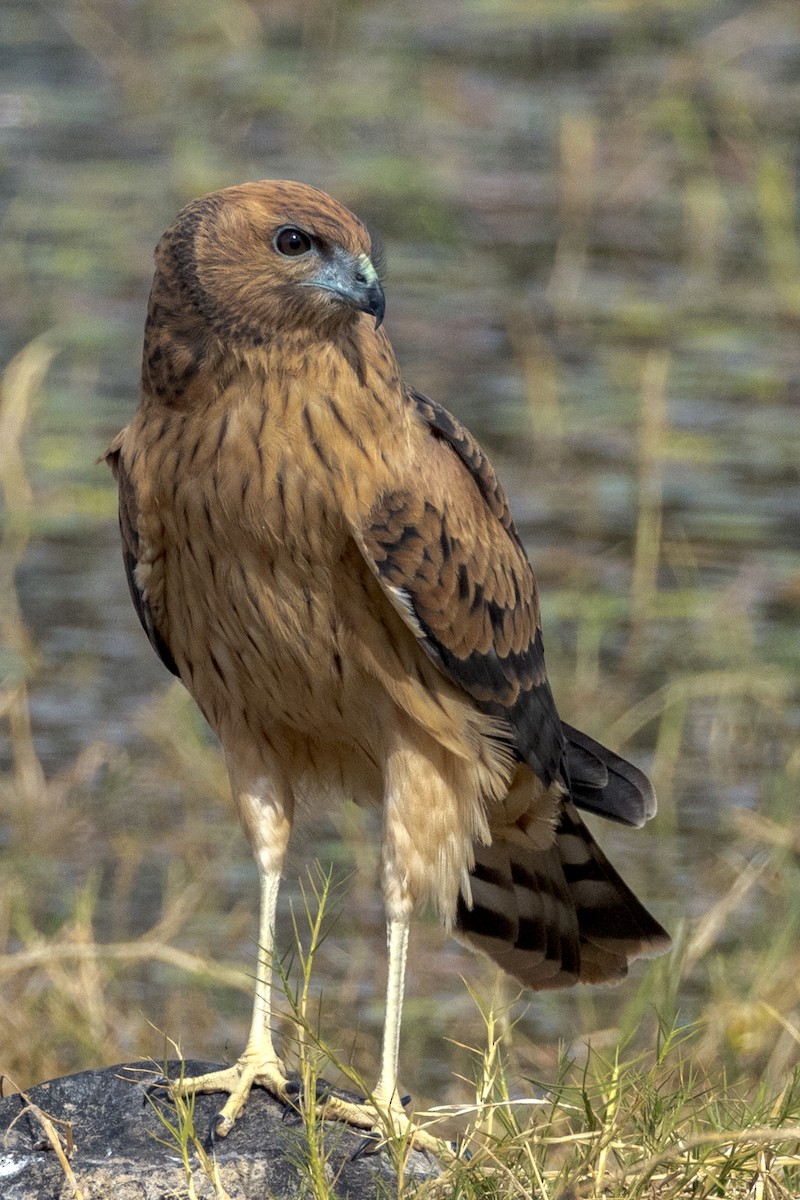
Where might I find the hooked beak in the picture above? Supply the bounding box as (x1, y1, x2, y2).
(305, 250, 386, 328)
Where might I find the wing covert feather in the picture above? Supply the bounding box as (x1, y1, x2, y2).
(353, 392, 567, 785)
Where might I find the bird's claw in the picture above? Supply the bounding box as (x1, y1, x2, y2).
(208, 1113, 230, 1145)
(143, 1074, 171, 1103)
(282, 1073, 361, 1109)
(349, 1129, 383, 1161)
(280, 1077, 305, 1124)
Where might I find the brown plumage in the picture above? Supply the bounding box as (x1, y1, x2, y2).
(106, 179, 669, 1148)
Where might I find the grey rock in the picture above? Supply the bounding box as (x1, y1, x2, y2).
(0, 1061, 440, 1198)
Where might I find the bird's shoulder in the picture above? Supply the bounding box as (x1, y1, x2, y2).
(406, 390, 525, 550)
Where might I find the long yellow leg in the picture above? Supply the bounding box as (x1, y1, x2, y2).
(315, 915, 453, 1157)
(372, 917, 410, 1109)
(170, 758, 448, 1153)
(171, 862, 290, 1135)
(172, 760, 294, 1134)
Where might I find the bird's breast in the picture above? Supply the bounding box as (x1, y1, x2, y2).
(131, 365, 413, 742)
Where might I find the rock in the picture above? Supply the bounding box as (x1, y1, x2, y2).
(0, 1061, 441, 1198)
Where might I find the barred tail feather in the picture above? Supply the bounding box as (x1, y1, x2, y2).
(456, 801, 670, 990)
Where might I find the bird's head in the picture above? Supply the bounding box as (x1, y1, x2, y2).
(156, 180, 385, 344)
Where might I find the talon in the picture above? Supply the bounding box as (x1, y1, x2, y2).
(282, 1078, 303, 1113)
(209, 1115, 227, 1145)
(350, 1130, 382, 1161)
(213, 1111, 235, 1139)
(144, 1076, 171, 1103)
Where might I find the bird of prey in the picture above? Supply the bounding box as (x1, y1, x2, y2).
(106, 180, 669, 1148)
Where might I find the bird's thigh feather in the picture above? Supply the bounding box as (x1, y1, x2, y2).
(380, 711, 495, 926)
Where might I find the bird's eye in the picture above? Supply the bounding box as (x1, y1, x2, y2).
(274, 227, 313, 257)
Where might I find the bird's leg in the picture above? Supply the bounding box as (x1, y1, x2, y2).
(308, 748, 454, 1156)
(170, 863, 290, 1133)
(319, 914, 410, 1120)
(308, 912, 407, 1131)
(317, 911, 449, 1156)
(171, 767, 293, 1135)
(245, 865, 285, 1073)
(372, 916, 410, 1113)
(311, 912, 450, 1156)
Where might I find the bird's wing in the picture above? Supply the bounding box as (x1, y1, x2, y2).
(350, 390, 566, 787)
(351, 391, 656, 827)
(104, 435, 180, 678)
(561, 723, 656, 827)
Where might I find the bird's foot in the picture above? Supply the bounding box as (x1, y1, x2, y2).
(170, 1053, 290, 1137)
(166, 1061, 453, 1157)
(317, 1092, 454, 1159)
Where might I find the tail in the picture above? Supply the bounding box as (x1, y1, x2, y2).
(456, 800, 670, 990)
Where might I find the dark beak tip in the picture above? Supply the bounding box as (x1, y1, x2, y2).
(369, 283, 386, 329)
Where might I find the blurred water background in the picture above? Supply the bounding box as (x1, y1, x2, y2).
(1, 0, 799, 1114)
